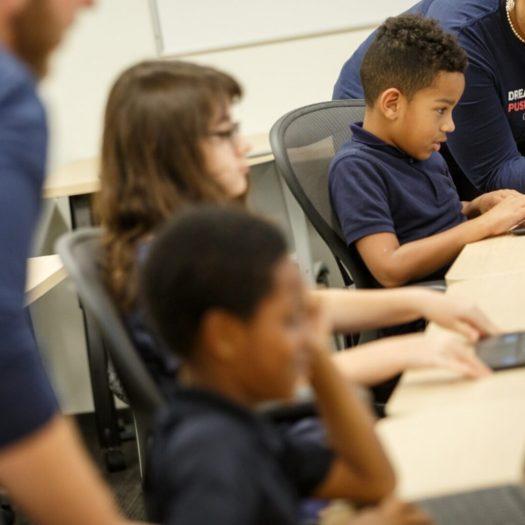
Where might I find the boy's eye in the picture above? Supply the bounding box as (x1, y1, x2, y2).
(436, 108, 447, 115)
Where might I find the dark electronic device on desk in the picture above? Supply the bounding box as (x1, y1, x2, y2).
(510, 222, 525, 235)
(476, 332, 525, 370)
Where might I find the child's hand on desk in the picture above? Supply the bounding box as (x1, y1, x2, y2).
(410, 332, 491, 379)
(477, 194, 525, 236)
(418, 291, 500, 342)
(347, 498, 433, 525)
(465, 189, 521, 216)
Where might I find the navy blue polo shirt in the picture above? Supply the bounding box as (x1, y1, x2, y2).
(329, 123, 465, 262)
(332, 0, 525, 192)
(145, 388, 333, 525)
(0, 47, 58, 446)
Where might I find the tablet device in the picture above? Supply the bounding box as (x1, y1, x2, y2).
(476, 332, 525, 370)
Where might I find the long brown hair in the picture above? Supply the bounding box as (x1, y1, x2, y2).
(96, 60, 242, 310)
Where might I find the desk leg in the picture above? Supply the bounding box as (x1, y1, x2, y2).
(69, 195, 125, 471)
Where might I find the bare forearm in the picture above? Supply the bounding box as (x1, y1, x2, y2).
(367, 219, 489, 287)
(311, 287, 436, 332)
(310, 350, 395, 494)
(0, 416, 131, 525)
(332, 334, 424, 386)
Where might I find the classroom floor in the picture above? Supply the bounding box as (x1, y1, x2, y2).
(13, 410, 146, 524)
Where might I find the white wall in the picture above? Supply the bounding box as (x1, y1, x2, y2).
(42, 0, 373, 168)
(41, 0, 157, 168)
(34, 0, 374, 413)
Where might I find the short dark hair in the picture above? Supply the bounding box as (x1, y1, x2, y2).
(142, 206, 288, 359)
(360, 14, 468, 105)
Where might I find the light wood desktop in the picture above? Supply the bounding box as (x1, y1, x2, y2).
(446, 233, 525, 284)
(374, 229, 525, 503)
(387, 272, 525, 417)
(26, 255, 66, 304)
(377, 399, 525, 500)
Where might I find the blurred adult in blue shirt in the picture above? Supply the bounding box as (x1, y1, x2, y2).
(0, 1, 143, 524)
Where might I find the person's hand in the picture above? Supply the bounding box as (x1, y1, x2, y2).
(418, 291, 500, 342)
(408, 331, 491, 379)
(348, 498, 433, 525)
(469, 189, 522, 215)
(478, 194, 525, 236)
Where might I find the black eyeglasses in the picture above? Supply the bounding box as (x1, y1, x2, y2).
(206, 122, 240, 142)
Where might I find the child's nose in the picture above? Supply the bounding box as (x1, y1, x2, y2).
(236, 134, 252, 157)
(442, 116, 455, 134)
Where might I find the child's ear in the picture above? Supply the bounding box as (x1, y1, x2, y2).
(200, 310, 246, 362)
(378, 88, 403, 120)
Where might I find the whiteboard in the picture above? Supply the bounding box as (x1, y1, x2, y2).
(149, 0, 415, 56)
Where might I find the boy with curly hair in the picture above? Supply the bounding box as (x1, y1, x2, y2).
(329, 14, 525, 288)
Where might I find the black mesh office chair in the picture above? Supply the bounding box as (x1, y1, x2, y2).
(57, 228, 320, 475)
(56, 228, 166, 480)
(270, 99, 376, 290)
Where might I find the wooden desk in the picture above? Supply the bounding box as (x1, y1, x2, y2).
(26, 255, 66, 304)
(377, 399, 525, 500)
(382, 271, 525, 500)
(44, 158, 100, 199)
(387, 273, 525, 416)
(446, 234, 525, 284)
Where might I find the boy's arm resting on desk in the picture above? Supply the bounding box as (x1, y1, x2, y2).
(0, 416, 138, 525)
(304, 303, 395, 502)
(310, 288, 498, 340)
(357, 195, 525, 287)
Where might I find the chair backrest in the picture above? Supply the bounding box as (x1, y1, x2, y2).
(270, 99, 377, 288)
(56, 228, 166, 417)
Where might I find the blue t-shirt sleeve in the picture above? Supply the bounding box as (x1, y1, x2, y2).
(150, 418, 259, 525)
(329, 155, 396, 246)
(0, 54, 58, 447)
(447, 50, 525, 192)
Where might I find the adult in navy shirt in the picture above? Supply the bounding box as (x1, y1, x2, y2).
(0, 2, 142, 525)
(333, 0, 525, 195)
